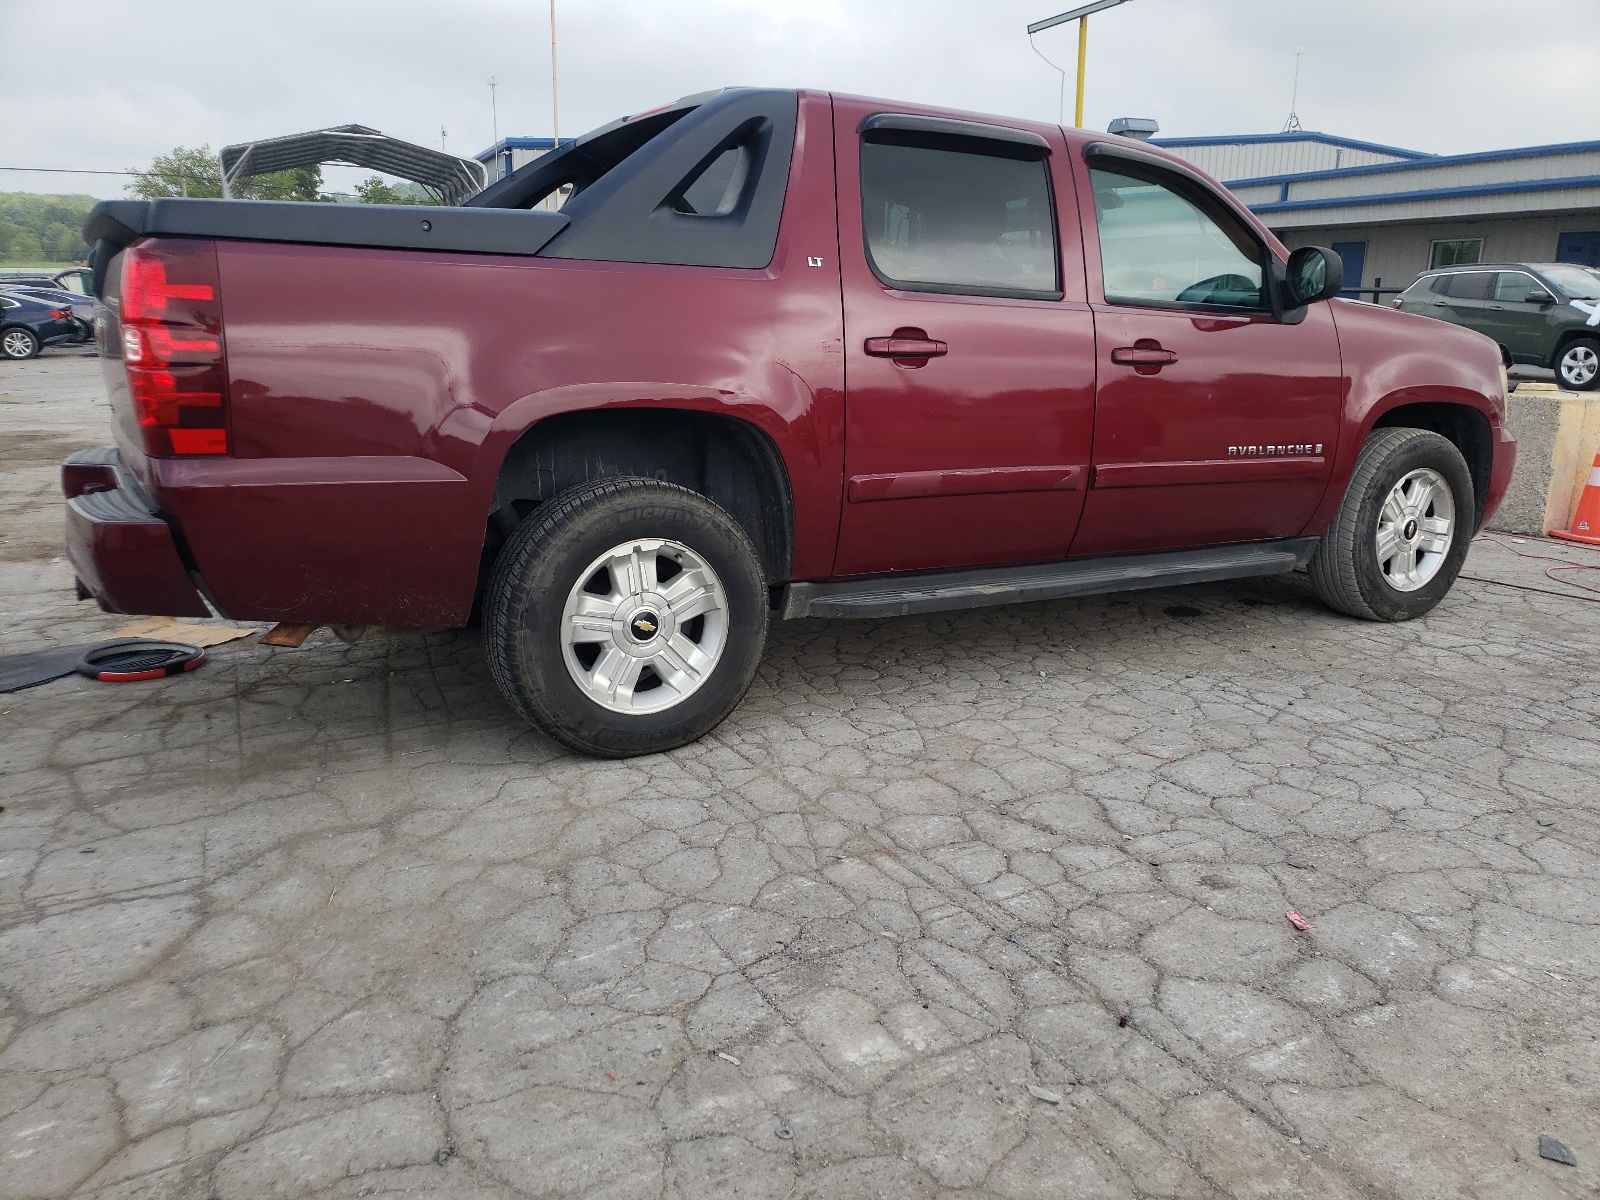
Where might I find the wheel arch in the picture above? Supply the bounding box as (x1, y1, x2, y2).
(1549, 327, 1599, 369)
(1370, 401, 1493, 529)
(487, 406, 795, 583)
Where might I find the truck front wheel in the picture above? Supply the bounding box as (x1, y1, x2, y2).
(484, 477, 768, 757)
(1307, 427, 1474, 622)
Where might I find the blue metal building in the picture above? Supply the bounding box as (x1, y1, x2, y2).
(1153, 132, 1600, 297)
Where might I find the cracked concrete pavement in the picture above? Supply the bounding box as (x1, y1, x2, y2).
(2, 352, 1598, 1199)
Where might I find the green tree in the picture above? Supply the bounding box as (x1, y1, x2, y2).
(128, 146, 324, 201)
(128, 145, 221, 197)
(250, 164, 323, 202)
(353, 176, 438, 205)
(0, 193, 97, 264)
(7, 231, 43, 262)
(42, 221, 83, 261)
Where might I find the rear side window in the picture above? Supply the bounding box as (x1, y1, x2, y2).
(1444, 272, 1494, 300)
(674, 145, 751, 216)
(1089, 163, 1265, 310)
(1427, 274, 1453, 295)
(860, 142, 1059, 298)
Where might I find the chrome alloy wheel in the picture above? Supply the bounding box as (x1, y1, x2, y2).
(1559, 343, 1598, 388)
(2, 329, 37, 359)
(1375, 467, 1455, 592)
(560, 538, 730, 715)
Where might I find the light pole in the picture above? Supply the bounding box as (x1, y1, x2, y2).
(549, 0, 560, 145)
(1283, 46, 1305, 133)
(1027, 0, 1133, 128)
(488, 76, 499, 149)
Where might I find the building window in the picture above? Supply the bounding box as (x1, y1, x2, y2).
(1430, 238, 1483, 269)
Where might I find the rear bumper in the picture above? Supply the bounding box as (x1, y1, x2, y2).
(62, 448, 210, 618)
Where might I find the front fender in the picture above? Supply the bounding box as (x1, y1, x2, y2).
(1309, 300, 1508, 533)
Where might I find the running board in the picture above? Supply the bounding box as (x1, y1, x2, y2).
(780, 538, 1318, 620)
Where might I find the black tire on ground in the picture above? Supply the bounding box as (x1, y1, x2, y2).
(484, 476, 769, 758)
(1307, 427, 1475, 622)
(1, 326, 41, 360)
(1556, 336, 1599, 391)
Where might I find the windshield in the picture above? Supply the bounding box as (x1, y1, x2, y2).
(1539, 264, 1600, 300)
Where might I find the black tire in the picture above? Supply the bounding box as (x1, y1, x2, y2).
(1307, 428, 1474, 622)
(484, 477, 768, 757)
(1, 326, 41, 360)
(1555, 336, 1599, 392)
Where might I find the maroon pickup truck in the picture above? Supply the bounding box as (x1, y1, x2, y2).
(67, 88, 1515, 756)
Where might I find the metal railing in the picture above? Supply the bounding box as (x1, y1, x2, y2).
(1339, 275, 1407, 305)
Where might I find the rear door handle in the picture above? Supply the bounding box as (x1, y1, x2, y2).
(1111, 345, 1179, 366)
(865, 335, 948, 358)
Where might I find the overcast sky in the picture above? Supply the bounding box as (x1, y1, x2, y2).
(3, 0, 1597, 198)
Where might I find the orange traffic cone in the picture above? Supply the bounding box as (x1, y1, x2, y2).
(1551, 451, 1600, 546)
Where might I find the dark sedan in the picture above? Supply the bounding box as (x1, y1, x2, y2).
(1, 291, 78, 359)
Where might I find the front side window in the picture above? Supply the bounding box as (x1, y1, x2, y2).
(1493, 272, 1549, 302)
(860, 140, 1059, 297)
(1430, 238, 1483, 269)
(1089, 163, 1265, 310)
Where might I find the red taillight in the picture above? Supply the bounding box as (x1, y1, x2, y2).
(1392, 298, 1403, 310)
(118, 240, 228, 457)
(51, 308, 71, 319)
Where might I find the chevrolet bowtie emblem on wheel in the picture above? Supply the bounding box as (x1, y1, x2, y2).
(631, 614, 658, 638)
(1228, 444, 1323, 456)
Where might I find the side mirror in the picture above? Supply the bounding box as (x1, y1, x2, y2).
(1284, 246, 1344, 307)
(1524, 292, 1554, 305)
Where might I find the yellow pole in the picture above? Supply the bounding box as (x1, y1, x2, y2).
(1074, 16, 1088, 127)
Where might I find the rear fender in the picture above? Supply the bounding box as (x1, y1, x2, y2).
(473, 376, 837, 580)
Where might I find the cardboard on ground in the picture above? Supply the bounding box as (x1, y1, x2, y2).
(111, 615, 259, 647)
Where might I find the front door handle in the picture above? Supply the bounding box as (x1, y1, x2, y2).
(865, 334, 948, 359)
(1111, 345, 1179, 366)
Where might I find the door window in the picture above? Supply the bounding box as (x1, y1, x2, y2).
(1089, 163, 1265, 310)
(1492, 272, 1549, 303)
(860, 140, 1059, 298)
(1443, 272, 1494, 300)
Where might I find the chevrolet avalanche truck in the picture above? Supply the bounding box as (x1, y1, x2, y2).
(65, 88, 1516, 757)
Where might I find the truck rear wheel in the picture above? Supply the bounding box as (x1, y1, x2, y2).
(1307, 427, 1474, 622)
(484, 477, 768, 757)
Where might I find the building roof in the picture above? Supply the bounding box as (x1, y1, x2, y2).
(1179, 134, 1600, 230)
(1152, 131, 1432, 161)
(1222, 138, 1600, 188)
